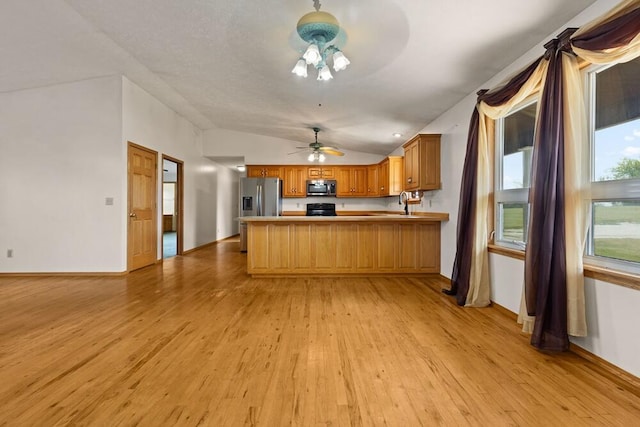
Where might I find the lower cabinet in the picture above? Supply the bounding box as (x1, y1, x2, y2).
(246, 221, 440, 275)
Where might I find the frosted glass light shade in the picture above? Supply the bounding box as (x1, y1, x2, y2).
(303, 44, 321, 66)
(317, 65, 333, 81)
(332, 51, 350, 71)
(291, 59, 308, 77)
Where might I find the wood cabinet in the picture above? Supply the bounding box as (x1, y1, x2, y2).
(336, 166, 367, 197)
(378, 156, 403, 196)
(402, 134, 441, 191)
(366, 165, 380, 197)
(246, 165, 282, 178)
(244, 218, 442, 275)
(282, 166, 307, 197)
(307, 167, 335, 179)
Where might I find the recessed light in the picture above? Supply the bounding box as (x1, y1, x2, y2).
(392, 133, 403, 138)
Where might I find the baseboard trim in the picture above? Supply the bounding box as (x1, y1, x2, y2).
(182, 234, 240, 255)
(490, 299, 639, 390)
(0, 271, 128, 277)
(569, 343, 640, 393)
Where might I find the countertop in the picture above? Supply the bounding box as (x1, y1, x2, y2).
(239, 212, 449, 222)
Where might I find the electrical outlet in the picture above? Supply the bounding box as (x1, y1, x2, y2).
(7, 249, 13, 258)
(341, 203, 345, 208)
(429, 200, 432, 208)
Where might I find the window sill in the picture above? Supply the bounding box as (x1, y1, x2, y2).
(488, 244, 525, 260)
(487, 244, 639, 291)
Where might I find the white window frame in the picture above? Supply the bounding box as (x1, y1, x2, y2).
(494, 98, 537, 250)
(584, 62, 640, 275)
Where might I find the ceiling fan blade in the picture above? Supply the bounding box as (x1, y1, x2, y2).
(319, 147, 345, 156)
(287, 149, 308, 155)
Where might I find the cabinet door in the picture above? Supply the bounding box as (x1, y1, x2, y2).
(335, 167, 353, 197)
(246, 166, 265, 177)
(308, 167, 335, 179)
(379, 159, 389, 196)
(283, 167, 307, 197)
(367, 164, 380, 197)
(264, 166, 283, 178)
(351, 167, 368, 196)
(404, 141, 419, 191)
(388, 156, 404, 196)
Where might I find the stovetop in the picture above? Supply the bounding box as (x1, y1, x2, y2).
(306, 203, 337, 216)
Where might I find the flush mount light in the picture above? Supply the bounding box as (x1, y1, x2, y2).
(393, 133, 403, 138)
(291, 1, 350, 81)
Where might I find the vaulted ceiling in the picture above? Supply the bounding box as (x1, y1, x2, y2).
(1, 0, 597, 155)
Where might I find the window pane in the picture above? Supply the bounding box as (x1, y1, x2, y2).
(499, 203, 529, 244)
(594, 57, 640, 182)
(592, 201, 640, 263)
(503, 103, 536, 189)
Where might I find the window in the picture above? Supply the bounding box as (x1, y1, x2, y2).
(495, 101, 537, 249)
(586, 56, 640, 272)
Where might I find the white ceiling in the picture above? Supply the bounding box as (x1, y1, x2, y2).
(2, 0, 597, 156)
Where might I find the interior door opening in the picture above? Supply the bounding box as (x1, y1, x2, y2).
(162, 156, 184, 258)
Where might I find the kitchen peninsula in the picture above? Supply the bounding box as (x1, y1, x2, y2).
(240, 213, 448, 276)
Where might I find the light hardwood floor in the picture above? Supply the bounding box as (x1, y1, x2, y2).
(1, 239, 638, 426)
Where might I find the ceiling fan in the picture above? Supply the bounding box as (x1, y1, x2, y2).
(290, 127, 345, 160)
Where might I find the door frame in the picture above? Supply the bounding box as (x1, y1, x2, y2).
(127, 142, 159, 271)
(162, 154, 184, 256)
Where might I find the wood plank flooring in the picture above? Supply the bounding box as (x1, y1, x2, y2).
(1, 239, 638, 426)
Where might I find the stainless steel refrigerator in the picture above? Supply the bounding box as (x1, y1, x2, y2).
(239, 177, 282, 252)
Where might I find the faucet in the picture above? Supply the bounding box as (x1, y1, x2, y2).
(399, 191, 410, 215)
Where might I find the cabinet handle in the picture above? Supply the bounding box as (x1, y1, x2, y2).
(407, 177, 412, 183)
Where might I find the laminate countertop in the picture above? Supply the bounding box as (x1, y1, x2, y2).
(239, 212, 449, 222)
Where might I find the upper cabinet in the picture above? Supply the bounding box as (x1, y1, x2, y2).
(402, 134, 441, 191)
(307, 167, 335, 179)
(336, 166, 367, 197)
(282, 166, 307, 197)
(379, 156, 403, 196)
(246, 165, 283, 178)
(366, 165, 380, 197)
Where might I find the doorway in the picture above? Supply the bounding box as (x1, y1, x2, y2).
(162, 156, 184, 258)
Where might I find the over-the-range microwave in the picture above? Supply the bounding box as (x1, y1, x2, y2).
(306, 180, 337, 196)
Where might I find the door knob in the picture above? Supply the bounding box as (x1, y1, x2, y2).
(129, 212, 137, 217)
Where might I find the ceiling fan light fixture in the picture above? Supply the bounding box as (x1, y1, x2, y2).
(291, 58, 308, 77)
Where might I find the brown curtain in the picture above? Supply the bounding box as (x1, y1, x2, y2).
(449, 59, 544, 306)
(524, 2, 640, 351)
(524, 38, 570, 351)
(448, 106, 480, 305)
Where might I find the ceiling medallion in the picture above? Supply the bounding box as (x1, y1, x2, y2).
(291, 1, 350, 81)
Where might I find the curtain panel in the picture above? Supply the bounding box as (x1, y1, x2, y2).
(451, 0, 640, 351)
(449, 58, 547, 307)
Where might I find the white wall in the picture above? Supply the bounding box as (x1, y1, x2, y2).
(0, 76, 125, 272)
(416, 0, 639, 376)
(122, 77, 238, 250)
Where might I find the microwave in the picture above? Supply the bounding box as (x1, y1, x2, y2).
(306, 180, 337, 196)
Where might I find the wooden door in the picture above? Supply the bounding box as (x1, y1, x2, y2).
(128, 143, 158, 271)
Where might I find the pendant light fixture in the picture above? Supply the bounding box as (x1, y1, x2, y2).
(291, 1, 350, 81)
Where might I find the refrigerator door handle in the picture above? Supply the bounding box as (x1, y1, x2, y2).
(256, 183, 263, 216)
